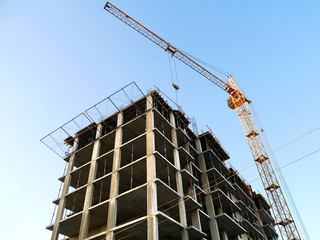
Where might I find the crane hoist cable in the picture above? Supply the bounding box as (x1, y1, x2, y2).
(104, 2, 302, 239)
(167, 53, 174, 84)
(173, 57, 180, 87)
(167, 53, 180, 104)
(172, 57, 180, 104)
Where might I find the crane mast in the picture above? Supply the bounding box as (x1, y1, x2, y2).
(104, 2, 301, 239)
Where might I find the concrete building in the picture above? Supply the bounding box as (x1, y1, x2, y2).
(45, 87, 278, 240)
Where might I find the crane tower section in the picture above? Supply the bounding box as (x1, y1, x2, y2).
(104, 2, 301, 239)
(227, 76, 300, 239)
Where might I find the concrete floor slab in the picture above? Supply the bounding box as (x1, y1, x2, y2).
(215, 213, 246, 237)
(186, 225, 207, 239)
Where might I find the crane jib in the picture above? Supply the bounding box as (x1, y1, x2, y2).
(104, 2, 302, 239)
(104, 2, 229, 94)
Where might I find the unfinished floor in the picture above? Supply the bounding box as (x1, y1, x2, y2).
(46, 89, 278, 240)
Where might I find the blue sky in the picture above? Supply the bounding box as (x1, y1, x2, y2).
(0, 0, 319, 239)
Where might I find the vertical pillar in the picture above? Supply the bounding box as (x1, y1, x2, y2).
(146, 95, 158, 240)
(186, 144, 201, 233)
(184, 143, 192, 173)
(220, 229, 229, 240)
(191, 210, 201, 230)
(78, 124, 103, 239)
(51, 138, 78, 240)
(196, 139, 220, 240)
(106, 113, 123, 240)
(188, 184, 196, 200)
(170, 112, 189, 240)
(185, 142, 197, 216)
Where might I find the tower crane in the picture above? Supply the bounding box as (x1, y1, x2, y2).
(104, 2, 301, 239)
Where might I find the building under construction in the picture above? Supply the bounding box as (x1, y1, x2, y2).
(43, 83, 278, 240)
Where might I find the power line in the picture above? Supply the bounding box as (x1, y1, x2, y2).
(273, 126, 320, 154)
(248, 146, 318, 240)
(250, 104, 317, 240)
(249, 146, 320, 183)
(280, 148, 320, 170)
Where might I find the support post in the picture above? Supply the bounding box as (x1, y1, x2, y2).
(51, 138, 78, 240)
(106, 113, 123, 240)
(221, 229, 229, 240)
(196, 139, 220, 240)
(170, 112, 189, 240)
(146, 95, 158, 240)
(78, 124, 103, 239)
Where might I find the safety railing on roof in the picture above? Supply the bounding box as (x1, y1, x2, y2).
(41, 82, 149, 158)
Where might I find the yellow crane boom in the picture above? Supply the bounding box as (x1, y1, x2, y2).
(104, 2, 301, 239)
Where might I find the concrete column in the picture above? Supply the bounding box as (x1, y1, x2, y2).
(185, 141, 195, 198)
(183, 142, 190, 153)
(191, 210, 201, 230)
(188, 184, 197, 199)
(183, 143, 193, 174)
(146, 95, 158, 240)
(106, 113, 123, 240)
(205, 194, 221, 239)
(196, 139, 220, 240)
(51, 138, 79, 240)
(187, 181, 202, 232)
(220, 229, 229, 240)
(170, 112, 189, 240)
(78, 124, 103, 239)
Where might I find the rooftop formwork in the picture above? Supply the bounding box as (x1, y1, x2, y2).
(42, 82, 278, 240)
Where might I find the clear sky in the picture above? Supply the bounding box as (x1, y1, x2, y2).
(0, 0, 319, 239)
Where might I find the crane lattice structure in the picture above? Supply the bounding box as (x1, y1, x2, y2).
(104, 2, 301, 239)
